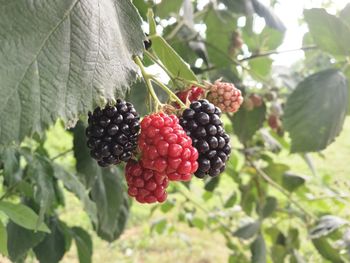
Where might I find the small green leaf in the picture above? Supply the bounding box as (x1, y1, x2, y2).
(304, 8, 350, 56)
(72, 227, 93, 263)
(152, 219, 167, 234)
(249, 57, 273, 78)
(204, 176, 220, 192)
(160, 201, 175, 213)
(7, 221, 45, 262)
(191, 218, 205, 230)
(148, 9, 157, 36)
(33, 218, 66, 263)
(234, 221, 260, 240)
(262, 196, 278, 218)
(309, 215, 348, 239)
(284, 69, 348, 152)
(224, 193, 237, 208)
(282, 172, 306, 192)
(0, 220, 8, 256)
(231, 103, 266, 143)
(151, 36, 198, 81)
(312, 237, 344, 263)
(0, 201, 49, 233)
(250, 234, 266, 263)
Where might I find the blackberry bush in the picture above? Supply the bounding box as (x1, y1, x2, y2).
(180, 100, 231, 178)
(86, 100, 140, 167)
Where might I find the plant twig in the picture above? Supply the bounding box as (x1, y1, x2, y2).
(238, 45, 318, 61)
(247, 159, 316, 221)
(51, 148, 73, 161)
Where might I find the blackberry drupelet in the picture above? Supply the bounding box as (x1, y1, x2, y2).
(86, 100, 140, 167)
(180, 99, 231, 178)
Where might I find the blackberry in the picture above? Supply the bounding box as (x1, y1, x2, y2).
(180, 99, 231, 178)
(86, 100, 140, 167)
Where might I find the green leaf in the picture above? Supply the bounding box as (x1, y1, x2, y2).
(312, 237, 344, 263)
(304, 8, 350, 56)
(73, 122, 99, 188)
(270, 245, 287, 263)
(204, 176, 220, 192)
(263, 163, 289, 184)
(262, 196, 277, 218)
(0, 147, 21, 186)
(284, 69, 348, 152)
(224, 193, 237, 208)
(234, 221, 260, 240)
(282, 172, 306, 192)
(151, 36, 198, 81)
(91, 170, 129, 242)
(0, 0, 144, 146)
(231, 103, 266, 143)
(251, 0, 286, 32)
(53, 164, 97, 225)
(7, 221, 45, 262)
(309, 215, 348, 239)
(250, 234, 266, 263)
(191, 218, 205, 230)
(152, 219, 167, 234)
(160, 201, 175, 213)
(26, 156, 56, 229)
(0, 201, 49, 233)
(33, 218, 66, 263)
(340, 4, 350, 27)
(249, 57, 273, 78)
(155, 0, 183, 18)
(0, 220, 8, 256)
(132, 0, 150, 20)
(72, 227, 93, 263)
(205, 8, 236, 67)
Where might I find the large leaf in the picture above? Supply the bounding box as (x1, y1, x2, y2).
(72, 227, 93, 263)
(7, 221, 45, 262)
(0, 201, 49, 232)
(231, 103, 266, 143)
(0, 0, 144, 146)
(340, 4, 350, 27)
(33, 218, 67, 263)
(91, 170, 129, 242)
(312, 237, 344, 263)
(284, 69, 348, 152)
(304, 8, 350, 57)
(250, 234, 266, 263)
(0, 220, 8, 256)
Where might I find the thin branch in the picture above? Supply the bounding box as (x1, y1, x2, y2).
(248, 160, 316, 221)
(239, 45, 318, 61)
(51, 148, 73, 161)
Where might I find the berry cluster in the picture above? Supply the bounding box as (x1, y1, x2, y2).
(207, 80, 243, 113)
(180, 100, 231, 178)
(138, 113, 198, 181)
(125, 160, 168, 203)
(86, 100, 140, 167)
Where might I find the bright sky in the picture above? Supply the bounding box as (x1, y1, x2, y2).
(268, 0, 349, 65)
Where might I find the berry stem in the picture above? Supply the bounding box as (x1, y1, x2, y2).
(133, 55, 163, 110)
(150, 77, 187, 109)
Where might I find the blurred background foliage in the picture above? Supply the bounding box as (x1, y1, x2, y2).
(1, 0, 350, 262)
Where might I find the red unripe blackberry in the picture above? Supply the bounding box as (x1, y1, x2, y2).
(180, 100, 231, 178)
(86, 100, 140, 167)
(249, 94, 263, 107)
(138, 113, 198, 181)
(207, 80, 243, 113)
(174, 86, 204, 108)
(125, 160, 168, 203)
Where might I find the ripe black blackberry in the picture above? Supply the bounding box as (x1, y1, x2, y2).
(86, 100, 140, 167)
(180, 99, 231, 178)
